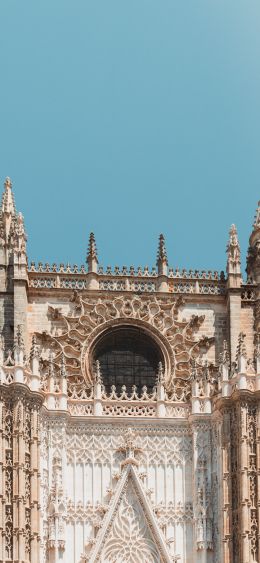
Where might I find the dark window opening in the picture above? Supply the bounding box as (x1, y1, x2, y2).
(93, 326, 163, 393)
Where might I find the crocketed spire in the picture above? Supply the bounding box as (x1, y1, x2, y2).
(1, 177, 16, 215)
(87, 232, 98, 259)
(87, 232, 98, 273)
(0, 177, 27, 257)
(156, 233, 168, 276)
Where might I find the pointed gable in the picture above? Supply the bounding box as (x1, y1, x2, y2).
(87, 464, 172, 563)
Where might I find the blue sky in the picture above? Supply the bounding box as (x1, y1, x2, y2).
(0, 1, 260, 275)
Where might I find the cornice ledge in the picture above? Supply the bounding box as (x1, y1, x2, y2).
(0, 381, 44, 406)
(214, 389, 260, 410)
(188, 413, 212, 425)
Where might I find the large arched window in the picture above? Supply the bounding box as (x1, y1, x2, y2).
(92, 326, 163, 393)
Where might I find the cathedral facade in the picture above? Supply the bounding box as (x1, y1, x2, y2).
(0, 177, 259, 563)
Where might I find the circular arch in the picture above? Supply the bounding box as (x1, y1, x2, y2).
(83, 318, 175, 390)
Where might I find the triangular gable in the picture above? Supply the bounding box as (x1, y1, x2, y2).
(87, 464, 172, 563)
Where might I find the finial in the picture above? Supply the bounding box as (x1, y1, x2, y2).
(117, 427, 141, 467)
(13, 324, 25, 365)
(226, 224, 241, 279)
(60, 352, 66, 378)
(1, 176, 16, 215)
(4, 177, 12, 189)
(48, 349, 55, 378)
(157, 233, 168, 263)
(87, 232, 98, 273)
(30, 334, 40, 360)
(236, 332, 247, 373)
(219, 340, 230, 366)
(87, 232, 98, 259)
(94, 359, 102, 385)
(236, 332, 247, 357)
(157, 233, 168, 276)
(14, 324, 25, 351)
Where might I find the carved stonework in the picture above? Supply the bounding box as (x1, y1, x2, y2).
(36, 294, 212, 392)
(227, 224, 241, 275)
(100, 480, 162, 562)
(1, 176, 260, 562)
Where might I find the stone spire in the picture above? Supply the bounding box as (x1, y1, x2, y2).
(157, 233, 168, 276)
(0, 177, 16, 247)
(0, 177, 27, 262)
(87, 232, 98, 273)
(1, 177, 16, 215)
(247, 201, 260, 283)
(226, 224, 241, 276)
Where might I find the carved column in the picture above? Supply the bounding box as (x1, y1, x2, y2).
(11, 389, 42, 563)
(247, 403, 258, 562)
(227, 399, 259, 563)
(256, 402, 260, 561)
(12, 397, 26, 561)
(229, 403, 240, 563)
(30, 404, 41, 561)
(0, 396, 14, 561)
(191, 419, 213, 563)
(0, 399, 4, 561)
(221, 408, 232, 562)
(211, 414, 223, 561)
(47, 422, 67, 562)
(239, 402, 251, 561)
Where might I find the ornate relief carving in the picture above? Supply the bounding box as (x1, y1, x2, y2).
(230, 405, 240, 562)
(101, 481, 161, 563)
(36, 294, 211, 392)
(247, 404, 258, 562)
(4, 405, 13, 560)
(47, 456, 67, 553)
(192, 424, 213, 553)
(84, 461, 173, 563)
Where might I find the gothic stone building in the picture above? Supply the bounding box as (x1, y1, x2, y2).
(0, 177, 260, 563)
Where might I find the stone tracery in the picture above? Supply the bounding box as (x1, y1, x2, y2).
(36, 294, 213, 393)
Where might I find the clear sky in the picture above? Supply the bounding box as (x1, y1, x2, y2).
(0, 1, 260, 276)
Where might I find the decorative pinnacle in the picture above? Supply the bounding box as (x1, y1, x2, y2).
(117, 427, 141, 467)
(94, 359, 103, 385)
(1, 176, 16, 215)
(157, 233, 168, 276)
(30, 334, 40, 360)
(219, 340, 230, 366)
(60, 352, 66, 378)
(14, 324, 25, 351)
(157, 233, 168, 265)
(253, 201, 260, 230)
(5, 177, 12, 189)
(236, 332, 247, 360)
(48, 349, 55, 377)
(87, 232, 98, 273)
(87, 232, 98, 260)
